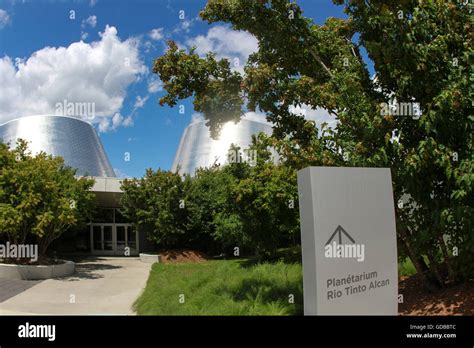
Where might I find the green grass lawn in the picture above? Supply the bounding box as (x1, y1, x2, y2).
(133, 259, 303, 315)
(134, 254, 419, 315)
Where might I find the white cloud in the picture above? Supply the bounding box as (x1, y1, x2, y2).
(111, 112, 124, 128)
(122, 116, 134, 127)
(0, 9, 10, 29)
(173, 18, 195, 34)
(186, 25, 258, 73)
(82, 15, 97, 28)
(180, 19, 192, 32)
(81, 15, 97, 40)
(110, 112, 133, 129)
(134, 95, 148, 109)
(148, 28, 163, 41)
(0, 25, 147, 131)
(90, 0, 98, 7)
(143, 40, 153, 53)
(98, 117, 110, 132)
(98, 112, 133, 131)
(147, 77, 162, 93)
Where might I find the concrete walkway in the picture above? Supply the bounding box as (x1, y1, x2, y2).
(0, 278, 43, 303)
(0, 256, 152, 315)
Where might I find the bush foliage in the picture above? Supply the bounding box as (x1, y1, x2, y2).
(0, 140, 95, 262)
(120, 140, 300, 259)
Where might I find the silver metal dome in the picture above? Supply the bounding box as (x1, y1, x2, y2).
(172, 118, 274, 175)
(0, 115, 115, 177)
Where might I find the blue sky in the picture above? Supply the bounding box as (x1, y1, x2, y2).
(0, 0, 367, 178)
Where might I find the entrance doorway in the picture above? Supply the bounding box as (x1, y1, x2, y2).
(90, 223, 138, 255)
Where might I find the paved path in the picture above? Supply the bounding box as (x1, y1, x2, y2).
(0, 279, 43, 303)
(0, 257, 151, 315)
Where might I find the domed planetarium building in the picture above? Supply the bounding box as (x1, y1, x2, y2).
(0, 115, 154, 255)
(172, 118, 276, 176)
(0, 115, 115, 177)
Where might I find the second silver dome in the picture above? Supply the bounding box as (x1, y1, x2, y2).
(172, 118, 274, 175)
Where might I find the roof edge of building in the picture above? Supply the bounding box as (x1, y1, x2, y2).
(0, 114, 93, 128)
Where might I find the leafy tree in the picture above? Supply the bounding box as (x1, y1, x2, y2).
(0, 140, 95, 262)
(189, 141, 299, 258)
(152, 0, 473, 289)
(120, 169, 192, 248)
(186, 165, 244, 254)
(231, 137, 300, 258)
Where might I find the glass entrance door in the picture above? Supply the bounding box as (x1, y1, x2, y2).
(92, 225, 102, 251)
(90, 223, 138, 255)
(116, 225, 126, 254)
(115, 224, 138, 256)
(103, 225, 113, 251)
(90, 224, 115, 255)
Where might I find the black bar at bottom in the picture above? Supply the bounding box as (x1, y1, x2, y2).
(0, 315, 472, 346)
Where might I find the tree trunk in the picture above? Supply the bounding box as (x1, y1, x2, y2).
(398, 227, 439, 292)
(438, 233, 456, 283)
(37, 237, 52, 263)
(426, 251, 444, 287)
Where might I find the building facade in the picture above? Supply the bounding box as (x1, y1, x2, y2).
(0, 115, 154, 256)
(0, 115, 277, 255)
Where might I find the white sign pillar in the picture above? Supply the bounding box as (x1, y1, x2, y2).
(297, 167, 398, 315)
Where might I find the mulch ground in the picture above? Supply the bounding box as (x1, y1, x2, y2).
(159, 249, 209, 264)
(398, 274, 474, 315)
